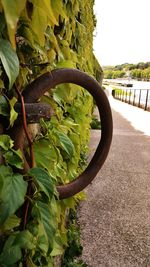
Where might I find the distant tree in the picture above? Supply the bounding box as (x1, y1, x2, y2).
(104, 61, 150, 80)
(104, 70, 113, 79)
(136, 62, 145, 69)
(104, 69, 125, 79)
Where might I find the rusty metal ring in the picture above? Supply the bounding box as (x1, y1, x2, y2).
(12, 68, 113, 199)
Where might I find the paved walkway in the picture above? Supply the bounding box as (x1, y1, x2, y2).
(78, 97, 150, 266)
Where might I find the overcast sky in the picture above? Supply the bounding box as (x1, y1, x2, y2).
(93, 0, 150, 66)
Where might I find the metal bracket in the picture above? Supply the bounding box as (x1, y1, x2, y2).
(14, 102, 53, 123)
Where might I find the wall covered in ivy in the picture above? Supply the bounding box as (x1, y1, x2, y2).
(0, 0, 102, 266)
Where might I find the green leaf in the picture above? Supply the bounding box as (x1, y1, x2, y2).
(30, 0, 58, 46)
(36, 0, 58, 25)
(35, 201, 56, 251)
(0, 134, 13, 150)
(0, 79, 4, 88)
(0, 231, 35, 265)
(0, 234, 22, 266)
(51, 0, 68, 22)
(37, 227, 49, 253)
(0, 166, 27, 225)
(0, 39, 19, 89)
(34, 139, 58, 177)
(1, 0, 26, 48)
(1, 215, 21, 231)
(56, 59, 76, 69)
(9, 97, 18, 126)
(30, 6, 48, 47)
(0, 95, 9, 116)
(50, 239, 64, 256)
(32, 222, 49, 253)
(0, 244, 22, 266)
(4, 149, 23, 169)
(26, 258, 37, 267)
(56, 131, 75, 157)
(28, 167, 54, 199)
(14, 230, 35, 250)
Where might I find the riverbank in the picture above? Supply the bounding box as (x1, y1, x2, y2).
(103, 79, 150, 89)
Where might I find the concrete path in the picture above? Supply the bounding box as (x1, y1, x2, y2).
(78, 98, 150, 266)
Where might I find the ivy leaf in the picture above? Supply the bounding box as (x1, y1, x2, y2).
(30, 6, 48, 47)
(0, 215, 21, 231)
(4, 149, 23, 169)
(35, 201, 56, 252)
(0, 95, 9, 116)
(56, 59, 76, 69)
(56, 131, 75, 157)
(0, 134, 13, 150)
(0, 230, 35, 266)
(0, 166, 27, 225)
(26, 258, 37, 267)
(51, 0, 68, 22)
(0, 245, 22, 266)
(0, 79, 4, 88)
(0, 39, 19, 89)
(0, 234, 22, 266)
(28, 167, 54, 199)
(50, 239, 64, 256)
(9, 97, 18, 127)
(36, 223, 49, 253)
(13, 230, 35, 250)
(35, 0, 58, 25)
(34, 139, 58, 178)
(1, 0, 26, 48)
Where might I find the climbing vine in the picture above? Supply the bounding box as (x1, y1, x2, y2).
(0, 0, 102, 266)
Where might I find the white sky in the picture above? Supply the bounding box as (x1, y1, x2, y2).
(93, 0, 150, 66)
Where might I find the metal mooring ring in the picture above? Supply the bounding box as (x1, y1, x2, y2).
(12, 68, 113, 199)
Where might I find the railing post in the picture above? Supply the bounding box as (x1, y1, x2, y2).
(138, 89, 141, 107)
(111, 85, 149, 112)
(123, 90, 125, 102)
(133, 89, 136, 106)
(125, 89, 127, 102)
(129, 89, 131, 104)
(145, 90, 149, 111)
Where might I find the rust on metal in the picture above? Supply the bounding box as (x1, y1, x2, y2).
(11, 68, 113, 199)
(14, 102, 53, 123)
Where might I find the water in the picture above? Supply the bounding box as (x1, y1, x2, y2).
(104, 79, 150, 89)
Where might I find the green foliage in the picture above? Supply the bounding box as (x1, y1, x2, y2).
(0, 0, 102, 266)
(0, 165, 27, 224)
(90, 115, 101, 130)
(9, 97, 18, 126)
(0, 95, 9, 116)
(104, 69, 125, 79)
(0, 230, 35, 266)
(0, 134, 23, 168)
(104, 61, 150, 80)
(0, 38, 19, 89)
(61, 210, 88, 267)
(28, 167, 55, 199)
(130, 67, 150, 80)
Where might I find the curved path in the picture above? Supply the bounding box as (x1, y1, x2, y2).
(78, 98, 150, 267)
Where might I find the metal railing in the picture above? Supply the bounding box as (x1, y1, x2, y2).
(113, 89, 150, 111)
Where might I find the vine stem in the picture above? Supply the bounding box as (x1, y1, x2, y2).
(16, 88, 35, 168)
(16, 88, 35, 230)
